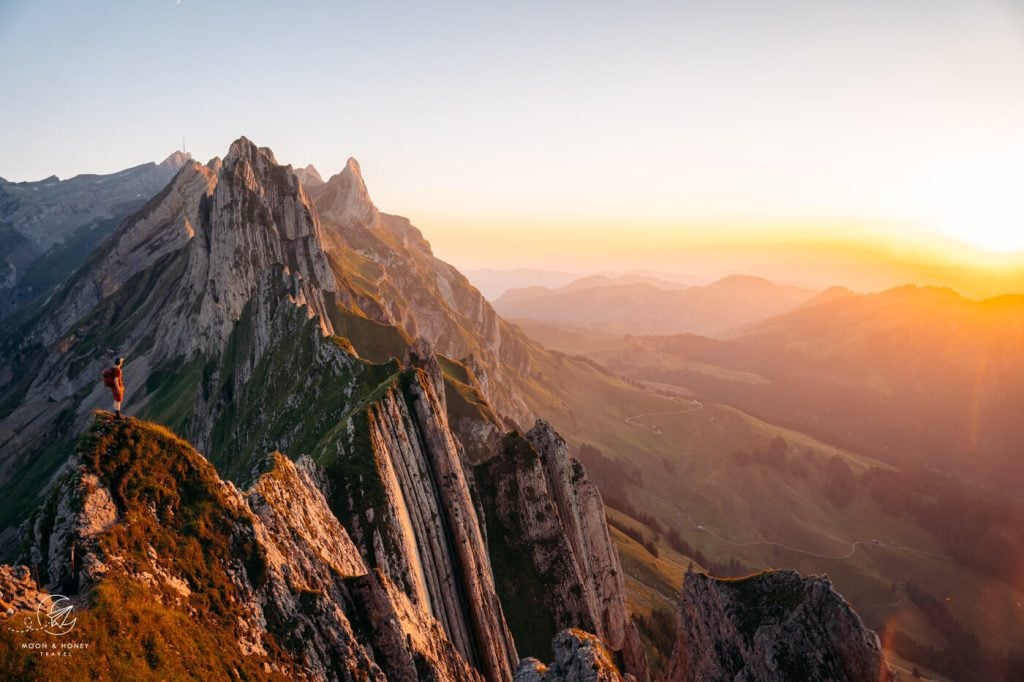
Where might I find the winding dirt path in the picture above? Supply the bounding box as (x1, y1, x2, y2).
(624, 398, 703, 434)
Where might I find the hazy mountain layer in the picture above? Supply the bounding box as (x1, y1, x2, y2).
(531, 284, 1024, 489)
(493, 275, 817, 337)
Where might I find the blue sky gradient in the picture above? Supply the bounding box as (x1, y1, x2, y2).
(2, 1, 1022, 266)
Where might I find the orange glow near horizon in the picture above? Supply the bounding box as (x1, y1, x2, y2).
(412, 212, 1024, 297)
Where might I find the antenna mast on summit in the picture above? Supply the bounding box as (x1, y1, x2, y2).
(182, 134, 186, 153)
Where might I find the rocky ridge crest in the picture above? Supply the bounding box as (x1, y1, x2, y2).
(666, 567, 899, 682)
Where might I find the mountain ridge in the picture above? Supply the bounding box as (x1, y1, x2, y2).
(0, 137, 902, 680)
(0, 137, 651, 679)
(493, 275, 818, 338)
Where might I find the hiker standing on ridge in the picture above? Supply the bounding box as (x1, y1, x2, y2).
(101, 357, 125, 419)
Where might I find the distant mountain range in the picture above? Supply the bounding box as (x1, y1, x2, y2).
(494, 274, 818, 337)
(465, 268, 697, 300)
(0, 152, 190, 318)
(517, 283, 1024, 490)
(464, 268, 586, 299)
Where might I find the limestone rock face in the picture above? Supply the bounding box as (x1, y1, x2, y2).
(405, 337, 446, 412)
(25, 467, 118, 593)
(239, 452, 382, 679)
(306, 159, 535, 426)
(514, 629, 625, 682)
(245, 452, 366, 581)
(472, 421, 648, 680)
(666, 568, 899, 682)
(0, 565, 42, 616)
(313, 158, 377, 228)
(332, 369, 518, 681)
(346, 568, 484, 682)
(525, 423, 637, 653)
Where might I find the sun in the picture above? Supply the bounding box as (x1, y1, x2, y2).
(956, 226, 1024, 254)
(921, 171, 1024, 256)
(925, 205, 1024, 256)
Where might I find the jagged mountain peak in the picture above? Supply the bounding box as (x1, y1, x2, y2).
(295, 163, 324, 188)
(159, 150, 192, 170)
(344, 156, 363, 176)
(223, 135, 278, 166)
(310, 155, 378, 228)
(30, 135, 337, 374)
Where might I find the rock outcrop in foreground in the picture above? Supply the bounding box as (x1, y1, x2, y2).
(666, 567, 899, 682)
(515, 629, 625, 682)
(0, 415, 478, 680)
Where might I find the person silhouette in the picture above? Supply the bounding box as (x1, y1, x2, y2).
(101, 357, 125, 419)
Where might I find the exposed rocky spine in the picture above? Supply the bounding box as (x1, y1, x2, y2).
(331, 362, 518, 680)
(527, 422, 649, 680)
(666, 567, 899, 682)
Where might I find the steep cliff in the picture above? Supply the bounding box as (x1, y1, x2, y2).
(666, 567, 899, 682)
(326, 364, 518, 681)
(473, 423, 648, 680)
(303, 160, 535, 426)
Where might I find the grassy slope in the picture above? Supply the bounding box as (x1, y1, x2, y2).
(0, 415, 298, 681)
(511, 341, 1024, 665)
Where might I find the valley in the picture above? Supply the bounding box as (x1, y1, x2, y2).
(507, 315, 1024, 679)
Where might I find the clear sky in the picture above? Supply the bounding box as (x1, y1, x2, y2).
(2, 0, 1023, 274)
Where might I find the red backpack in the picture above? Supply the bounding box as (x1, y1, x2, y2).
(102, 367, 118, 388)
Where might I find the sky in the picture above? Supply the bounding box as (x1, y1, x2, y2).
(1, 0, 1023, 278)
